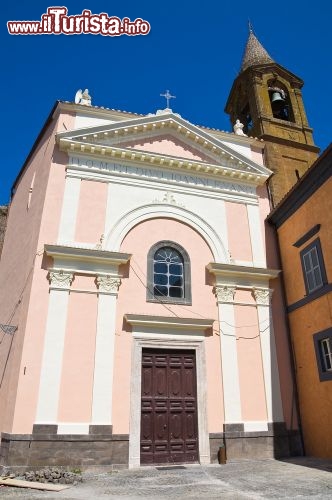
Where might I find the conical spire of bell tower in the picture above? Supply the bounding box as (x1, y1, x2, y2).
(241, 24, 274, 72)
(225, 23, 319, 207)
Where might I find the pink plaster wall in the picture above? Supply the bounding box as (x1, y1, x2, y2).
(235, 289, 256, 304)
(7, 109, 76, 433)
(225, 201, 253, 262)
(57, 292, 97, 422)
(113, 217, 223, 434)
(235, 304, 267, 421)
(0, 107, 75, 434)
(251, 146, 265, 166)
(75, 180, 108, 244)
(119, 134, 213, 162)
(71, 274, 97, 291)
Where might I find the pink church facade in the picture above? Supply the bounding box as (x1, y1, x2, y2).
(0, 101, 300, 468)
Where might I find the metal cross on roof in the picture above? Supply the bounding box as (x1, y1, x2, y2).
(160, 90, 176, 108)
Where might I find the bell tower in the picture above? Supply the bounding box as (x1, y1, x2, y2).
(225, 27, 319, 206)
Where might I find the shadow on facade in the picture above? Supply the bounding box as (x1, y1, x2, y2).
(265, 200, 304, 461)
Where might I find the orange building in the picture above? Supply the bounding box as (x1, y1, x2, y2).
(269, 144, 332, 458)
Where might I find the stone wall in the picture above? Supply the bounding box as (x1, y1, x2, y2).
(0, 425, 129, 470)
(1, 424, 302, 470)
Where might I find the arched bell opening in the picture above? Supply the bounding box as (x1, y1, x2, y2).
(268, 80, 294, 122)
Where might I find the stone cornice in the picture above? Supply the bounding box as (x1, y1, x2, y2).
(58, 101, 265, 148)
(57, 113, 271, 186)
(58, 101, 144, 121)
(45, 244, 131, 277)
(63, 147, 266, 185)
(207, 262, 280, 288)
(45, 244, 131, 267)
(124, 314, 214, 332)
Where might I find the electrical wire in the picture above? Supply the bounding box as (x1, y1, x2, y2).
(131, 257, 270, 329)
(129, 260, 272, 340)
(0, 248, 44, 388)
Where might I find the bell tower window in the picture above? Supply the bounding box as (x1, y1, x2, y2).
(268, 82, 294, 122)
(239, 103, 253, 134)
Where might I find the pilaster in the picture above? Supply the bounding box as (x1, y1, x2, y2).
(252, 287, 284, 422)
(36, 271, 73, 423)
(57, 176, 81, 243)
(214, 284, 242, 423)
(91, 275, 122, 424)
(35, 245, 131, 430)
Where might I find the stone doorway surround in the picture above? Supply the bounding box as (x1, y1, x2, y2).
(124, 314, 214, 468)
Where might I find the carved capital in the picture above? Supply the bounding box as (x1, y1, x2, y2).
(48, 270, 74, 289)
(214, 285, 236, 303)
(96, 275, 121, 294)
(253, 288, 273, 306)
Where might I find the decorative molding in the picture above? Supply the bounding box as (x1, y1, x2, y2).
(214, 285, 236, 303)
(57, 112, 272, 186)
(94, 234, 105, 250)
(252, 287, 273, 306)
(152, 191, 185, 208)
(207, 262, 280, 289)
(45, 244, 131, 277)
(105, 204, 229, 263)
(96, 275, 121, 294)
(48, 270, 73, 289)
(125, 314, 214, 333)
(45, 244, 131, 268)
(67, 157, 259, 200)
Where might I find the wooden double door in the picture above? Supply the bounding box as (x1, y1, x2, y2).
(140, 348, 199, 465)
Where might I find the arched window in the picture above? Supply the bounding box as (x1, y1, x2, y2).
(268, 80, 294, 122)
(147, 241, 191, 304)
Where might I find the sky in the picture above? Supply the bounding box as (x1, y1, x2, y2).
(1, 1, 330, 204)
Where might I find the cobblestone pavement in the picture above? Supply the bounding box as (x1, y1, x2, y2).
(1, 458, 332, 499)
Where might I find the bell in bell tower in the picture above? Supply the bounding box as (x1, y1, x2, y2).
(225, 26, 319, 206)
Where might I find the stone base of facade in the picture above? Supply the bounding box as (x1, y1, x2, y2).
(209, 423, 303, 463)
(0, 425, 129, 471)
(1, 423, 303, 471)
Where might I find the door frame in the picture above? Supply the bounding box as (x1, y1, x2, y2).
(129, 334, 210, 468)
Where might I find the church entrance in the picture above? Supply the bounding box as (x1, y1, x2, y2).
(140, 348, 199, 465)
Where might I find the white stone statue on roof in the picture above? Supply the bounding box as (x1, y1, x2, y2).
(74, 88, 92, 106)
(233, 119, 247, 137)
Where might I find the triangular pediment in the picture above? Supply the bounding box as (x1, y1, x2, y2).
(96, 131, 217, 163)
(57, 112, 272, 183)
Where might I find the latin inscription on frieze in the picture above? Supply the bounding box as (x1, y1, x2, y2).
(69, 156, 256, 196)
